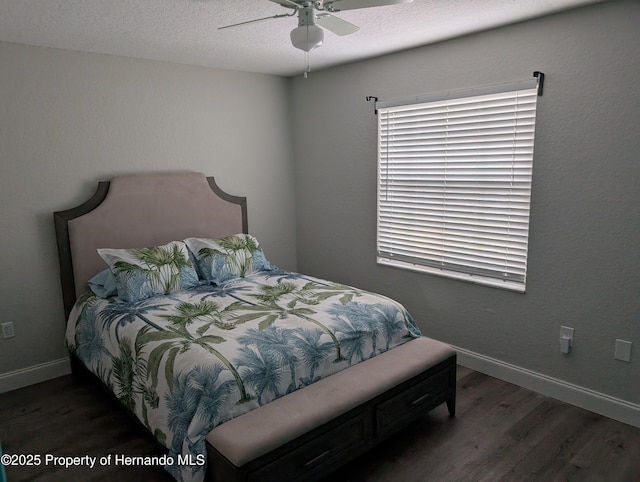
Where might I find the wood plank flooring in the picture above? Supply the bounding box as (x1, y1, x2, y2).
(1, 366, 639, 481)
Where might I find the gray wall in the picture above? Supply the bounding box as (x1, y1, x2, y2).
(0, 42, 297, 374)
(291, 1, 639, 404)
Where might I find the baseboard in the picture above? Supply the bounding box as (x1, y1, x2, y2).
(0, 357, 71, 393)
(453, 345, 640, 429)
(2, 350, 638, 429)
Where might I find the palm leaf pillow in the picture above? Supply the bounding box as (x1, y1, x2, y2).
(98, 241, 199, 302)
(185, 234, 271, 284)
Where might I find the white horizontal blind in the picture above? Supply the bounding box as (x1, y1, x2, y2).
(376, 81, 538, 291)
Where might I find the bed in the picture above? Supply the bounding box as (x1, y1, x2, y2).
(54, 171, 456, 482)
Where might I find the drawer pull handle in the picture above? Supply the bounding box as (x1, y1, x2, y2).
(303, 449, 332, 467)
(410, 393, 431, 406)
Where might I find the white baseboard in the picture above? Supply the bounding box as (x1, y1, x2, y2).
(2, 349, 638, 429)
(453, 345, 640, 429)
(0, 357, 71, 393)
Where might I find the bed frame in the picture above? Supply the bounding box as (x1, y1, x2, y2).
(54, 171, 456, 482)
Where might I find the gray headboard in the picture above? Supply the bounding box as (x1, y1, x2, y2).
(54, 171, 247, 319)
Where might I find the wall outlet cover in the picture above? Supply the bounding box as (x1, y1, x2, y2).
(2, 322, 15, 339)
(560, 326, 574, 345)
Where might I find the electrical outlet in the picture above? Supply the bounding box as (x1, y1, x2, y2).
(614, 339, 632, 362)
(2, 322, 15, 339)
(560, 326, 574, 353)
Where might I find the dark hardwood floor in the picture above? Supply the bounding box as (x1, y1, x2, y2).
(1, 366, 639, 481)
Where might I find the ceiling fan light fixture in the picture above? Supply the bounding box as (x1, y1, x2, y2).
(290, 24, 324, 52)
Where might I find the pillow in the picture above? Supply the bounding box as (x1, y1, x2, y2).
(98, 241, 200, 303)
(88, 268, 118, 298)
(184, 234, 271, 284)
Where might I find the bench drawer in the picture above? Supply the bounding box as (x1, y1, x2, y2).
(248, 412, 371, 482)
(376, 367, 451, 436)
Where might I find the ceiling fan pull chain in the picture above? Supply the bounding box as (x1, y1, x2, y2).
(304, 51, 310, 78)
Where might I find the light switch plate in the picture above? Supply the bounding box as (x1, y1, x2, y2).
(614, 339, 632, 362)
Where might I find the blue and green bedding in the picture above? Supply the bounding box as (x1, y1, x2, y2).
(66, 260, 421, 482)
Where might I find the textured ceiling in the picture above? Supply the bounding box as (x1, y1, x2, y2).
(0, 0, 602, 77)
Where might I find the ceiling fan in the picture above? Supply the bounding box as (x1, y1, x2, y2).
(219, 0, 414, 75)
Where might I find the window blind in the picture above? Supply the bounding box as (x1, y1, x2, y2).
(376, 79, 538, 292)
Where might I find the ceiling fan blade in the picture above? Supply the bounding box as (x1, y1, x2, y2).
(269, 0, 301, 8)
(218, 12, 294, 30)
(325, 0, 413, 12)
(316, 13, 359, 36)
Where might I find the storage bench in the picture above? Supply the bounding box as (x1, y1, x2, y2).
(205, 336, 456, 482)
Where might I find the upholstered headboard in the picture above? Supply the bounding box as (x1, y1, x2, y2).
(54, 171, 247, 319)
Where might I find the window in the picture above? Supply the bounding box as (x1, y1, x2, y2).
(376, 78, 539, 292)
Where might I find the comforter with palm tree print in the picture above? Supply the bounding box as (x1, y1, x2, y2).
(66, 268, 421, 482)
